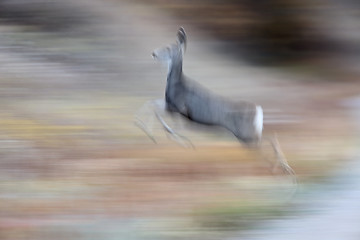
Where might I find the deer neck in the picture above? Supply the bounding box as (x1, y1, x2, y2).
(166, 57, 183, 87)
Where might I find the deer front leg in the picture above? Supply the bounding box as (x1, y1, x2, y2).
(153, 99, 194, 148)
(134, 99, 194, 148)
(134, 100, 157, 143)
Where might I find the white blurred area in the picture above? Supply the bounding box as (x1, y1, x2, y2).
(0, 0, 360, 240)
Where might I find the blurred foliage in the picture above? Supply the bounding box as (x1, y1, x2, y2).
(134, 0, 335, 64)
(0, 0, 92, 32)
(0, 0, 349, 63)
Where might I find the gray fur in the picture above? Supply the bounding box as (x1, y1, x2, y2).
(153, 27, 261, 144)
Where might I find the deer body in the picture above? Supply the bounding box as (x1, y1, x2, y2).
(136, 27, 296, 194)
(135, 28, 297, 194)
(153, 27, 263, 144)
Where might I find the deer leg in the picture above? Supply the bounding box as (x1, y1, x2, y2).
(134, 100, 157, 143)
(267, 134, 298, 189)
(268, 134, 295, 174)
(153, 99, 194, 148)
(135, 99, 194, 148)
(257, 134, 298, 200)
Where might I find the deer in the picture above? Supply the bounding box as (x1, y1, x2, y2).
(135, 27, 296, 191)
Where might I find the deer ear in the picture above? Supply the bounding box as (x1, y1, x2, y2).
(177, 27, 187, 54)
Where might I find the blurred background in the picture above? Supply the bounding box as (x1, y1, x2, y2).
(0, 0, 359, 239)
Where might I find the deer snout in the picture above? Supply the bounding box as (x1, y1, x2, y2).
(151, 52, 157, 59)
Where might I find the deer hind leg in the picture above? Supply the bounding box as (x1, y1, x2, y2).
(134, 99, 194, 148)
(261, 134, 298, 195)
(268, 134, 296, 177)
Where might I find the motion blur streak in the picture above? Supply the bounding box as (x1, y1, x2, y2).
(0, 0, 359, 239)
